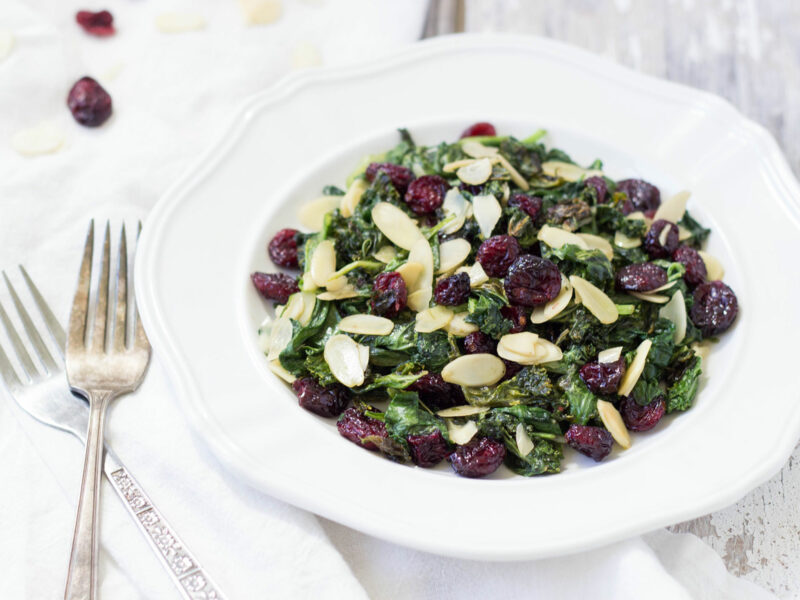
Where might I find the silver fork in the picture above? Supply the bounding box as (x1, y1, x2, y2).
(0, 228, 223, 599)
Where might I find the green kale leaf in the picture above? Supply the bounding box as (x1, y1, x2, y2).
(462, 366, 556, 408)
(541, 243, 614, 289)
(666, 355, 702, 412)
(384, 390, 447, 447)
(465, 288, 512, 339)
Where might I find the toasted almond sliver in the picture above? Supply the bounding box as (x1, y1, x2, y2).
(531, 274, 572, 324)
(447, 420, 479, 445)
(532, 338, 563, 364)
(443, 158, 476, 173)
(658, 225, 672, 247)
(298, 292, 316, 325)
(678, 225, 693, 241)
(629, 291, 670, 304)
(155, 12, 207, 32)
(570, 275, 618, 324)
(281, 292, 305, 321)
(494, 155, 529, 191)
(457, 158, 493, 186)
(339, 314, 394, 336)
(597, 400, 631, 449)
(497, 332, 540, 364)
(618, 339, 652, 396)
(317, 287, 359, 301)
(541, 160, 603, 182)
(445, 312, 478, 336)
(268, 359, 296, 383)
(239, 0, 282, 24)
(340, 178, 368, 218)
(598, 346, 623, 364)
(442, 354, 506, 387)
(266, 316, 293, 360)
(396, 261, 423, 290)
(0, 30, 15, 63)
(465, 262, 489, 287)
(371, 202, 424, 250)
(407, 238, 434, 293)
(539, 225, 590, 250)
(698, 250, 725, 281)
(415, 306, 454, 333)
(654, 190, 690, 224)
(11, 121, 65, 157)
(291, 41, 322, 69)
(298, 195, 341, 231)
(326, 276, 348, 292)
(650, 280, 677, 293)
(473, 194, 502, 239)
(372, 245, 397, 263)
(659, 289, 686, 343)
(407, 288, 432, 312)
(576, 233, 614, 260)
(324, 334, 367, 387)
(358, 343, 370, 371)
(516, 423, 534, 456)
(441, 188, 469, 235)
(437, 238, 471, 274)
(437, 405, 490, 418)
(310, 240, 336, 287)
(461, 140, 499, 158)
(614, 230, 642, 248)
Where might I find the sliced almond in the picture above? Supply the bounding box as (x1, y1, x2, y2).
(396, 261, 423, 289)
(324, 334, 367, 387)
(340, 178, 369, 218)
(598, 346, 623, 364)
(461, 140, 499, 158)
(407, 237, 434, 293)
(457, 262, 489, 287)
(494, 155, 529, 191)
(614, 230, 642, 248)
(658, 225, 672, 247)
(310, 240, 336, 287)
(654, 190, 690, 223)
(678, 225, 693, 241)
(268, 359, 296, 384)
(539, 225, 590, 250)
(618, 339, 652, 396)
(11, 121, 65, 157)
(570, 275, 618, 324)
(239, 0, 282, 24)
(298, 196, 341, 231)
(0, 30, 15, 63)
(541, 160, 603, 182)
(576, 233, 614, 260)
(443, 158, 476, 173)
(436, 405, 490, 418)
(297, 292, 316, 325)
(650, 280, 677, 293)
(316, 286, 359, 301)
(258, 315, 274, 352)
(372, 245, 397, 263)
(440, 188, 469, 235)
(407, 288, 432, 312)
(659, 289, 686, 343)
(437, 238, 471, 274)
(531, 275, 572, 324)
(280, 293, 305, 321)
(497, 332, 540, 364)
(266, 316, 293, 360)
(358, 343, 370, 371)
(442, 354, 506, 387)
(339, 314, 394, 336)
(415, 306, 454, 333)
(457, 158, 493, 186)
(532, 338, 563, 364)
(445, 312, 479, 336)
(155, 12, 207, 32)
(692, 341, 712, 364)
(371, 202, 423, 250)
(698, 250, 725, 281)
(515, 423, 534, 456)
(326, 276, 348, 291)
(291, 41, 322, 69)
(597, 400, 631, 449)
(628, 291, 670, 304)
(473, 194, 502, 239)
(446, 420, 478, 445)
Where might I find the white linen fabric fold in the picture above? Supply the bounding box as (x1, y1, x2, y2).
(0, 1, 778, 598)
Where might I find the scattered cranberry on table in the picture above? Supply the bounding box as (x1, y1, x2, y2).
(67, 77, 113, 127)
(76, 10, 115, 37)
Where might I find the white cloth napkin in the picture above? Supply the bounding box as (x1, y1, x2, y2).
(0, 1, 779, 598)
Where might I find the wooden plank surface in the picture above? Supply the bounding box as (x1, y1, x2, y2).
(426, 1, 800, 596)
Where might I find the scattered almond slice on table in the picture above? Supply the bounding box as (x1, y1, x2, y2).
(0, 30, 16, 63)
(239, 0, 282, 24)
(155, 12, 206, 33)
(291, 42, 322, 69)
(12, 122, 65, 157)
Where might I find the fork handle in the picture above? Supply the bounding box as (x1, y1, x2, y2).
(65, 390, 114, 600)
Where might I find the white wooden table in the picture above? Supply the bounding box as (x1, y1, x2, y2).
(425, 2, 800, 597)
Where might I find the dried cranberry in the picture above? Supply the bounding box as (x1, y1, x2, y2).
(579, 358, 626, 395)
(292, 377, 350, 418)
(643, 219, 679, 259)
(615, 262, 668, 292)
(404, 175, 448, 215)
(620, 396, 665, 432)
(449, 437, 506, 478)
(584, 176, 608, 204)
(672, 245, 707, 287)
(500, 359, 523, 381)
(504, 255, 562, 306)
(76, 10, 115, 36)
(462, 331, 496, 355)
(565, 424, 613, 462)
(690, 281, 738, 336)
(408, 430, 450, 468)
(508, 194, 543, 220)
(501, 305, 527, 333)
(371, 271, 407, 318)
(408, 373, 465, 411)
(268, 228, 300, 268)
(250, 272, 299, 304)
(460, 122, 496, 138)
(476, 235, 521, 278)
(66, 77, 112, 127)
(617, 179, 661, 213)
(434, 272, 471, 306)
(337, 407, 387, 451)
(365, 162, 415, 194)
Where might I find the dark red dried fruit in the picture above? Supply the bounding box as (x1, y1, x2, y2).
(565, 424, 613, 462)
(268, 228, 300, 268)
(67, 77, 112, 127)
(337, 407, 388, 451)
(460, 122, 496, 138)
(508, 194, 543, 220)
(371, 271, 407, 318)
(434, 272, 471, 306)
(501, 305, 527, 333)
(76, 10, 115, 36)
(365, 162, 415, 194)
(250, 272, 299, 304)
(579, 358, 626, 395)
(500, 359, 523, 381)
(615, 262, 668, 292)
(476, 235, 521, 278)
(408, 373, 465, 411)
(504, 255, 562, 306)
(690, 281, 738, 336)
(404, 175, 448, 215)
(643, 219, 679, 259)
(449, 437, 506, 478)
(584, 176, 608, 204)
(617, 179, 661, 213)
(462, 331, 496, 355)
(672, 245, 707, 287)
(620, 396, 666, 432)
(292, 377, 350, 418)
(408, 430, 450, 468)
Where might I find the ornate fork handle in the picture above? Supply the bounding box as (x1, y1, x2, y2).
(103, 449, 223, 600)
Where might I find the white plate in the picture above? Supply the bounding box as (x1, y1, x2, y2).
(136, 34, 800, 560)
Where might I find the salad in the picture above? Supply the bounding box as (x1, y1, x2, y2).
(250, 122, 738, 479)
